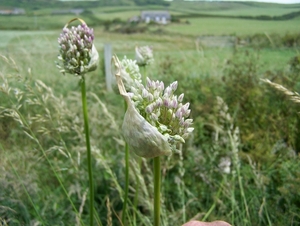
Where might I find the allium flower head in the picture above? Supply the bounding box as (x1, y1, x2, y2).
(112, 56, 171, 158)
(131, 77, 194, 151)
(112, 55, 193, 157)
(135, 46, 154, 67)
(57, 18, 99, 76)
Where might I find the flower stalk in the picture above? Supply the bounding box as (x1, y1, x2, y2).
(57, 18, 99, 226)
(153, 156, 161, 226)
(122, 100, 129, 225)
(81, 77, 95, 226)
(112, 53, 193, 226)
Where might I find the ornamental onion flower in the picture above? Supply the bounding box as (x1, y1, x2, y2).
(131, 77, 194, 151)
(135, 46, 154, 67)
(113, 55, 172, 158)
(112, 55, 193, 158)
(56, 18, 100, 226)
(57, 19, 99, 76)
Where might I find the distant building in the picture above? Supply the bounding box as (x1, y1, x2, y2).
(140, 11, 171, 24)
(0, 8, 25, 15)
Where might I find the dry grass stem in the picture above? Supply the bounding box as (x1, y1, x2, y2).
(261, 78, 300, 104)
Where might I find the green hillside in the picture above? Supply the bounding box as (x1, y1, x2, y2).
(0, 1, 300, 37)
(0, 0, 167, 9)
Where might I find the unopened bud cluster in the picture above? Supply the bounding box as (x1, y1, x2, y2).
(57, 23, 98, 75)
(119, 56, 142, 90)
(135, 46, 154, 67)
(130, 77, 194, 151)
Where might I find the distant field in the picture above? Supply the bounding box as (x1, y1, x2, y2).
(0, 29, 297, 87)
(0, 1, 299, 82)
(0, 1, 300, 36)
(169, 1, 300, 16)
(0, 14, 97, 30)
(93, 10, 141, 20)
(164, 16, 300, 36)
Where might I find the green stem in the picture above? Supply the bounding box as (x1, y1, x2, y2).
(133, 158, 142, 225)
(122, 99, 129, 225)
(237, 165, 250, 223)
(202, 178, 224, 222)
(81, 77, 94, 226)
(181, 181, 186, 223)
(228, 132, 250, 223)
(122, 142, 129, 224)
(231, 175, 236, 224)
(153, 156, 161, 226)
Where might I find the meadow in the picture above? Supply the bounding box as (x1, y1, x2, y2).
(0, 1, 300, 226)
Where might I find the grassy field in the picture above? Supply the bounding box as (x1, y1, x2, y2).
(0, 1, 300, 35)
(169, 1, 300, 15)
(0, 29, 297, 84)
(0, 1, 300, 226)
(164, 16, 300, 35)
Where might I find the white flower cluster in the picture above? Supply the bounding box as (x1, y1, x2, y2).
(57, 22, 98, 76)
(135, 46, 154, 66)
(119, 56, 142, 90)
(128, 76, 194, 151)
(114, 48, 193, 157)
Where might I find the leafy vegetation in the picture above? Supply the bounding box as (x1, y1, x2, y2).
(0, 1, 300, 226)
(132, 0, 169, 6)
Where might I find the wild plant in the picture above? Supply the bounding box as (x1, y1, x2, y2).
(56, 18, 99, 226)
(112, 52, 193, 226)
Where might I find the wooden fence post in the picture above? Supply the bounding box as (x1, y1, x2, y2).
(104, 43, 114, 92)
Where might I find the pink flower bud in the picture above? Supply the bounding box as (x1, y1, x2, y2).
(178, 93, 184, 102)
(142, 88, 148, 98)
(171, 98, 178, 109)
(57, 18, 99, 76)
(170, 81, 178, 91)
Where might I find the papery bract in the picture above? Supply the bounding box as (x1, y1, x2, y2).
(112, 56, 172, 158)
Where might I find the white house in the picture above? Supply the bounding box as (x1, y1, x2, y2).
(140, 11, 171, 24)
